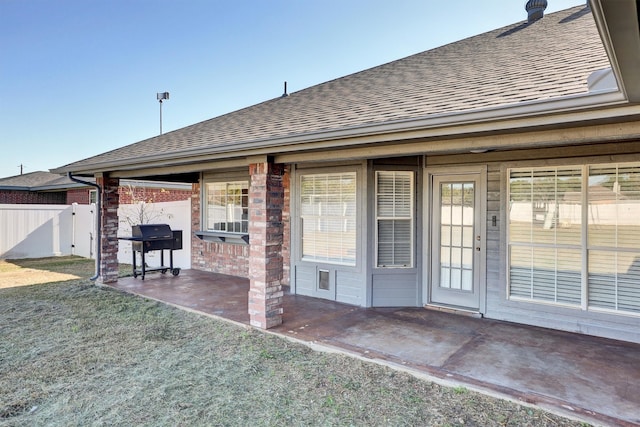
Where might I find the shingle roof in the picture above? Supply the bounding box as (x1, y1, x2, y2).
(0, 171, 78, 189)
(0, 171, 191, 191)
(57, 5, 611, 172)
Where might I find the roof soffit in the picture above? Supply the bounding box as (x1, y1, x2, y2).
(591, 0, 640, 102)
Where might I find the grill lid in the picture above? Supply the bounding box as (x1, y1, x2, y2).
(132, 224, 173, 240)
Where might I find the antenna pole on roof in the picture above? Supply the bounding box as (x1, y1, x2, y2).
(282, 81, 289, 97)
(157, 92, 170, 134)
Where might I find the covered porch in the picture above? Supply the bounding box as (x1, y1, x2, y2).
(108, 269, 639, 427)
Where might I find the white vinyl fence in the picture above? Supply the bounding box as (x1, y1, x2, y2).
(0, 200, 191, 270)
(117, 200, 192, 269)
(0, 204, 91, 259)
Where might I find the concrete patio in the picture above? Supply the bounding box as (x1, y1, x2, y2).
(107, 269, 640, 427)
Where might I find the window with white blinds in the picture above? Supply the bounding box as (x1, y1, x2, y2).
(508, 168, 583, 305)
(508, 163, 640, 315)
(588, 165, 640, 313)
(300, 172, 357, 265)
(376, 171, 414, 268)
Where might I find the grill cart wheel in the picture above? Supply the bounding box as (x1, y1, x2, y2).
(172, 268, 180, 276)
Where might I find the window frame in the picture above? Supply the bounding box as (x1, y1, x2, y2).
(506, 162, 640, 316)
(298, 170, 358, 267)
(375, 170, 415, 268)
(204, 180, 249, 233)
(200, 172, 250, 243)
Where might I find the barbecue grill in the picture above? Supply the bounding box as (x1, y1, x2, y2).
(119, 224, 182, 280)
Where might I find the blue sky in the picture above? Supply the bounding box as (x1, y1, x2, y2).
(0, 0, 582, 179)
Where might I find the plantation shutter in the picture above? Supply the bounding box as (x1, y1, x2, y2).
(376, 171, 413, 268)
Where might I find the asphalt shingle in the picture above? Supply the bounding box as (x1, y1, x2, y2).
(0, 171, 70, 188)
(58, 5, 611, 172)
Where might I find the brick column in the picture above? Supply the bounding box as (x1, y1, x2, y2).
(248, 160, 284, 328)
(281, 165, 291, 289)
(96, 175, 120, 284)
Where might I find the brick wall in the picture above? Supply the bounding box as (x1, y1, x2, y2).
(0, 190, 66, 204)
(187, 170, 290, 283)
(247, 161, 284, 328)
(118, 186, 191, 204)
(282, 165, 290, 288)
(97, 176, 120, 284)
(190, 182, 250, 277)
(66, 188, 91, 204)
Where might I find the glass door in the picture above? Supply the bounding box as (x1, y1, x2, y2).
(430, 174, 482, 310)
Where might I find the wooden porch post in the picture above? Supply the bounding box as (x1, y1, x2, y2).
(248, 159, 284, 328)
(96, 174, 120, 284)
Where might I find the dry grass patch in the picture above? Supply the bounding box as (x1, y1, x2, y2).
(0, 256, 129, 289)
(0, 258, 589, 426)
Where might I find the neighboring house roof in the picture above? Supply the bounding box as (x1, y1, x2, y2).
(0, 172, 86, 191)
(0, 171, 190, 191)
(51, 3, 637, 176)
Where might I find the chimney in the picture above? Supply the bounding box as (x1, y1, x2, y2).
(525, 0, 548, 22)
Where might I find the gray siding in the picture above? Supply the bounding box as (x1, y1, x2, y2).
(294, 264, 364, 304)
(369, 158, 422, 308)
(485, 166, 505, 315)
(294, 264, 316, 297)
(428, 143, 640, 344)
(290, 161, 368, 306)
(336, 271, 365, 305)
(372, 272, 419, 306)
